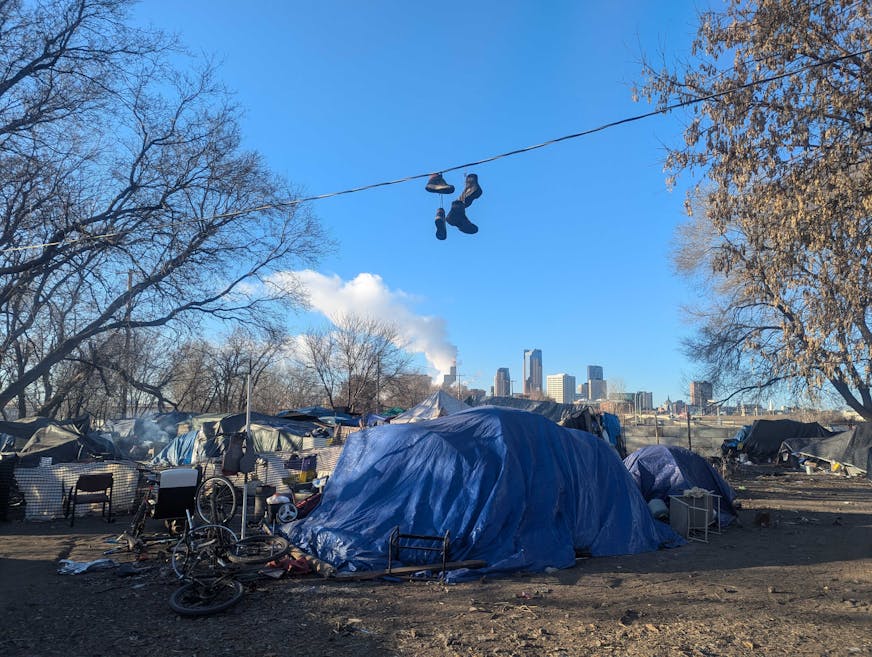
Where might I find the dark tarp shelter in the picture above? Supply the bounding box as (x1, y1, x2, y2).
(473, 396, 576, 423)
(623, 445, 738, 526)
(738, 419, 834, 461)
(0, 415, 91, 452)
(17, 424, 119, 467)
(152, 413, 327, 466)
(287, 406, 680, 581)
(779, 423, 872, 478)
(474, 397, 624, 455)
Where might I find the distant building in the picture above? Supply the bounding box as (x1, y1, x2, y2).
(578, 382, 589, 399)
(494, 368, 511, 397)
(546, 373, 576, 404)
(588, 379, 608, 401)
(443, 364, 457, 387)
(523, 349, 543, 396)
(689, 381, 713, 409)
(635, 391, 654, 411)
(584, 364, 607, 401)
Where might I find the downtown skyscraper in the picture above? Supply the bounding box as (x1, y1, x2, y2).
(494, 367, 511, 397)
(523, 349, 542, 396)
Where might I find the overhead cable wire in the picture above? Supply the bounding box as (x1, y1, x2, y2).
(3, 46, 870, 255)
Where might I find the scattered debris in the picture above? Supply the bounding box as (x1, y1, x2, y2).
(57, 558, 117, 575)
(619, 609, 640, 626)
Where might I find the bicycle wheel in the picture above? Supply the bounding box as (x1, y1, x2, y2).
(225, 534, 290, 565)
(171, 524, 238, 579)
(196, 476, 237, 524)
(168, 577, 244, 617)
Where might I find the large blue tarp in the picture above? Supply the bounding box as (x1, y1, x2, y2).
(623, 445, 737, 526)
(151, 429, 199, 466)
(287, 406, 680, 581)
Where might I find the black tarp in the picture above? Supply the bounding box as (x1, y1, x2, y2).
(780, 423, 872, 476)
(473, 397, 578, 423)
(741, 419, 835, 461)
(17, 424, 119, 467)
(0, 415, 91, 451)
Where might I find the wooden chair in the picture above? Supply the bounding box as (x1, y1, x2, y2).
(67, 472, 113, 526)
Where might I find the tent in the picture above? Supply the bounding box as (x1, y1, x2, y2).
(151, 414, 328, 467)
(779, 423, 872, 477)
(473, 396, 575, 423)
(0, 415, 92, 452)
(17, 424, 119, 467)
(277, 407, 361, 426)
(287, 407, 680, 581)
(390, 390, 470, 423)
(735, 419, 834, 461)
(623, 445, 738, 526)
(150, 429, 200, 466)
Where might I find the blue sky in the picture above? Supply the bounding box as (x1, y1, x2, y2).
(132, 1, 718, 406)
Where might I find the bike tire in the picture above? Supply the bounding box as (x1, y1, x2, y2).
(168, 578, 244, 617)
(225, 534, 290, 565)
(195, 476, 237, 525)
(171, 524, 238, 579)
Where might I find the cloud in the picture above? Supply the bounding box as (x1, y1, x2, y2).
(269, 270, 457, 376)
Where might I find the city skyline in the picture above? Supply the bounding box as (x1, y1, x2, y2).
(129, 1, 728, 409)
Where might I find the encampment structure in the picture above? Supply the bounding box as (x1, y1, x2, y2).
(288, 407, 680, 581)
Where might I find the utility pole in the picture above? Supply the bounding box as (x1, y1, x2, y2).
(686, 411, 692, 451)
(120, 269, 133, 418)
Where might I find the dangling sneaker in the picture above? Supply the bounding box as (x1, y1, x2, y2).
(459, 173, 482, 207)
(425, 173, 455, 195)
(434, 208, 447, 240)
(446, 200, 478, 234)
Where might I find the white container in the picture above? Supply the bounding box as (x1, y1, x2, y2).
(804, 463, 815, 474)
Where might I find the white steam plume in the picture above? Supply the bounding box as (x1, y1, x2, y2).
(269, 270, 457, 377)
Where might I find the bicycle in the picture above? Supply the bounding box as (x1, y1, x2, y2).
(168, 509, 290, 617)
(195, 473, 237, 525)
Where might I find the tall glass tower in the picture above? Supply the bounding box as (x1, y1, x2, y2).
(494, 368, 511, 397)
(523, 349, 543, 396)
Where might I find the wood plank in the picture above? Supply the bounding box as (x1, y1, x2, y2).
(332, 560, 488, 581)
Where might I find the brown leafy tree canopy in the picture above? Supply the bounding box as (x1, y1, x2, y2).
(639, 0, 872, 416)
(0, 0, 327, 417)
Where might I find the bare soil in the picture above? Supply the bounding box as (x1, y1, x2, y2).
(1, 466, 870, 657)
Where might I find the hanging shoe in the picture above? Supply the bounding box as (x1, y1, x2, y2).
(446, 200, 478, 234)
(434, 208, 447, 240)
(459, 173, 483, 207)
(425, 173, 455, 195)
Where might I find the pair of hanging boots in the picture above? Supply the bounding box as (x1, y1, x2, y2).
(427, 173, 482, 240)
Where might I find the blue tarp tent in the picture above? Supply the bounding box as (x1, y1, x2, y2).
(151, 429, 199, 466)
(623, 445, 738, 526)
(288, 407, 680, 581)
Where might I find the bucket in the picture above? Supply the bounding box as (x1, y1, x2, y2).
(804, 463, 814, 475)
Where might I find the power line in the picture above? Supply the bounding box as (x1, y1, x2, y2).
(3, 46, 870, 256)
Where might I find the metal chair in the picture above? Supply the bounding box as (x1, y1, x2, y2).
(67, 472, 113, 526)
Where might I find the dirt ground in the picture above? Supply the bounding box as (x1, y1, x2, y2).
(1, 466, 870, 657)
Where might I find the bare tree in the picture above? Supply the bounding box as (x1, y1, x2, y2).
(639, 0, 872, 417)
(379, 373, 434, 410)
(296, 315, 419, 415)
(0, 0, 327, 417)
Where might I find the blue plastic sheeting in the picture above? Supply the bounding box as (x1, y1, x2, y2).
(601, 413, 622, 446)
(288, 407, 681, 581)
(623, 445, 737, 526)
(151, 430, 199, 466)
